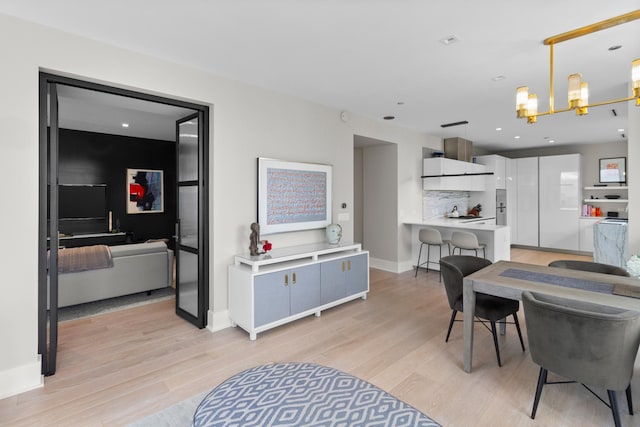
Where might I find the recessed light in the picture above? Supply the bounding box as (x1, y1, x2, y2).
(383, 116, 395, 120)
(397, 101, 405, 105)
(608, 45, 622, 51)
(618, 128, 625, 132)
(514, 136, 521, 139)
(492, 75, 506, 82)
(495, 127, 502, 131)
(121, 123, 129, 128)
(548, 139, 555, 143)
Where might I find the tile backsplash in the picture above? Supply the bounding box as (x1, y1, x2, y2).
(423, 191, 470, 220)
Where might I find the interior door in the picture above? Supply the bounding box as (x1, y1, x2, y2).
(39, 79, 60, 375)
(175, 113, 208, 327)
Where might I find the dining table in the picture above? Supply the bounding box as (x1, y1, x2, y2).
(462, 260, 640, 373)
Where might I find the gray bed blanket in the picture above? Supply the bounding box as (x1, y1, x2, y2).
(54, 245, 113, 274)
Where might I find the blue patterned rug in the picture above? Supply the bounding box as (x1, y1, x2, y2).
(192, 362, 440, 427)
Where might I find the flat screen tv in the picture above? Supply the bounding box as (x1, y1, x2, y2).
(59, 184, 107, 220)
(599, 157, 626, 184)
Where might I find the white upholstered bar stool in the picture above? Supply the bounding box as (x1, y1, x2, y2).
(415, 228, 451, 281)
(451, 230, 486, 258)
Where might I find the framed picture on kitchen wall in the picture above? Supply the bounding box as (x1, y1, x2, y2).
(599, 157, 626, 184)
(257, 158, 332, 235)
(127, 168, 164, 214)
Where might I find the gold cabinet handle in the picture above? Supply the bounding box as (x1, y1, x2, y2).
(284, 274, 289, 286)
(342, 261, 345, 272)
(292, 272, 297, 284)
(348, 260, 351, 271)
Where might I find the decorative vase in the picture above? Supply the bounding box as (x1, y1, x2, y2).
(326, 223, 342, 245)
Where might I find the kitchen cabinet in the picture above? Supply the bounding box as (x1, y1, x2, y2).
(320, 253, 368, 304)
(422, 158, 487, 191)
(476, 154, 507, 189)
(510, 154, 582, 251)
(539, 154, 581, 251)
(254, 264, 320, 327)
(229, 243, 369, 340)
(579, 217, 601, 252)
(514, 157, 539, 246)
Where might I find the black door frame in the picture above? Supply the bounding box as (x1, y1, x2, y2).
(38, 72, 210, 375)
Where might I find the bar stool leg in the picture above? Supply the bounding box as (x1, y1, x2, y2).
(414, 243, 424, 277)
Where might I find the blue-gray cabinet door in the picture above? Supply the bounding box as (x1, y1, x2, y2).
(290, 264, 321, 315)
(320, 258, 348, 304)
(254, 271, 290, 327)
(345, 253, 369, 295)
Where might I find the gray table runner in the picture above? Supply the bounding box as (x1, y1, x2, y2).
(499, 268, 614, 294)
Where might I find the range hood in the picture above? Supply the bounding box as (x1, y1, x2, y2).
(444, 137, 472, 162)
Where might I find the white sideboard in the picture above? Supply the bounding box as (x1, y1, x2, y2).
(228, 242, 369, 340)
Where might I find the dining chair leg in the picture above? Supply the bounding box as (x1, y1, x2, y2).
(608, 390, 622, 427)
(513, 313, 525, 351)
(531, 367, 547, 419)
(490, 321, 502, 367)
(626, 384, 634, 415)
(426, 244, 431, 274)
(438, 245, 442, 282)
(414, 243, 424, 277)
(445, 310, 457, 342)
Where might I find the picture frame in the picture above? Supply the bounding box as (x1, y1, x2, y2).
(257, 158, 332, 235)
(599, 157, 626, 184)
(126, 168, 164, 214)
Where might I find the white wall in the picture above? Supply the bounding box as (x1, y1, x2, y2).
(362, 144, 398, 266)
(628, 95, 639, 256)
(0, 13, 437, 398)
(353, 147, 363, 244)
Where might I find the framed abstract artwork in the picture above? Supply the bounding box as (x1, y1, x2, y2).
(127, 168, 164, 214)
(257, 158, 332, 235)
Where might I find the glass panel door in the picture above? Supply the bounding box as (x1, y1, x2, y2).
(39, 79, 60, 375)
(175, 113, 207, 327)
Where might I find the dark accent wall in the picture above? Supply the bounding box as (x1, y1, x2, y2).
(57, 128, 176, 245)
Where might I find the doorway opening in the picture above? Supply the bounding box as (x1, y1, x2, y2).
(39, 72, 210, 376)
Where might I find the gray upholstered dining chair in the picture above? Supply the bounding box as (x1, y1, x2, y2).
(439, 255, 525, 367)
(548, 259, 630, 277)
(522, 290, 640, 427)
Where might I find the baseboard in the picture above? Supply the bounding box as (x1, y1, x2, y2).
(0, 358, 43, 400)
(369, 257, 401, 273)
(206, 309, 232, 333)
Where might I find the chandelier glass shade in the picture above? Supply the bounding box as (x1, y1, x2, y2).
(516, 10, 640, 124)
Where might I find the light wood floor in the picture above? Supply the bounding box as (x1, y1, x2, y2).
(4, 248, 639, 427)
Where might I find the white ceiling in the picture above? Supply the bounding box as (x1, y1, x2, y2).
(2, 1, 639, 150)
(56, 86, 195, 140)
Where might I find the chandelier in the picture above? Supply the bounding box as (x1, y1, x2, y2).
(516, 10, 640, 124)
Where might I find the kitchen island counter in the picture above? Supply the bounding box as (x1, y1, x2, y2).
(406, 219, 510, 271)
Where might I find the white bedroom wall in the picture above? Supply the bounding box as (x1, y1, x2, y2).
(0, 13, 437, 398)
